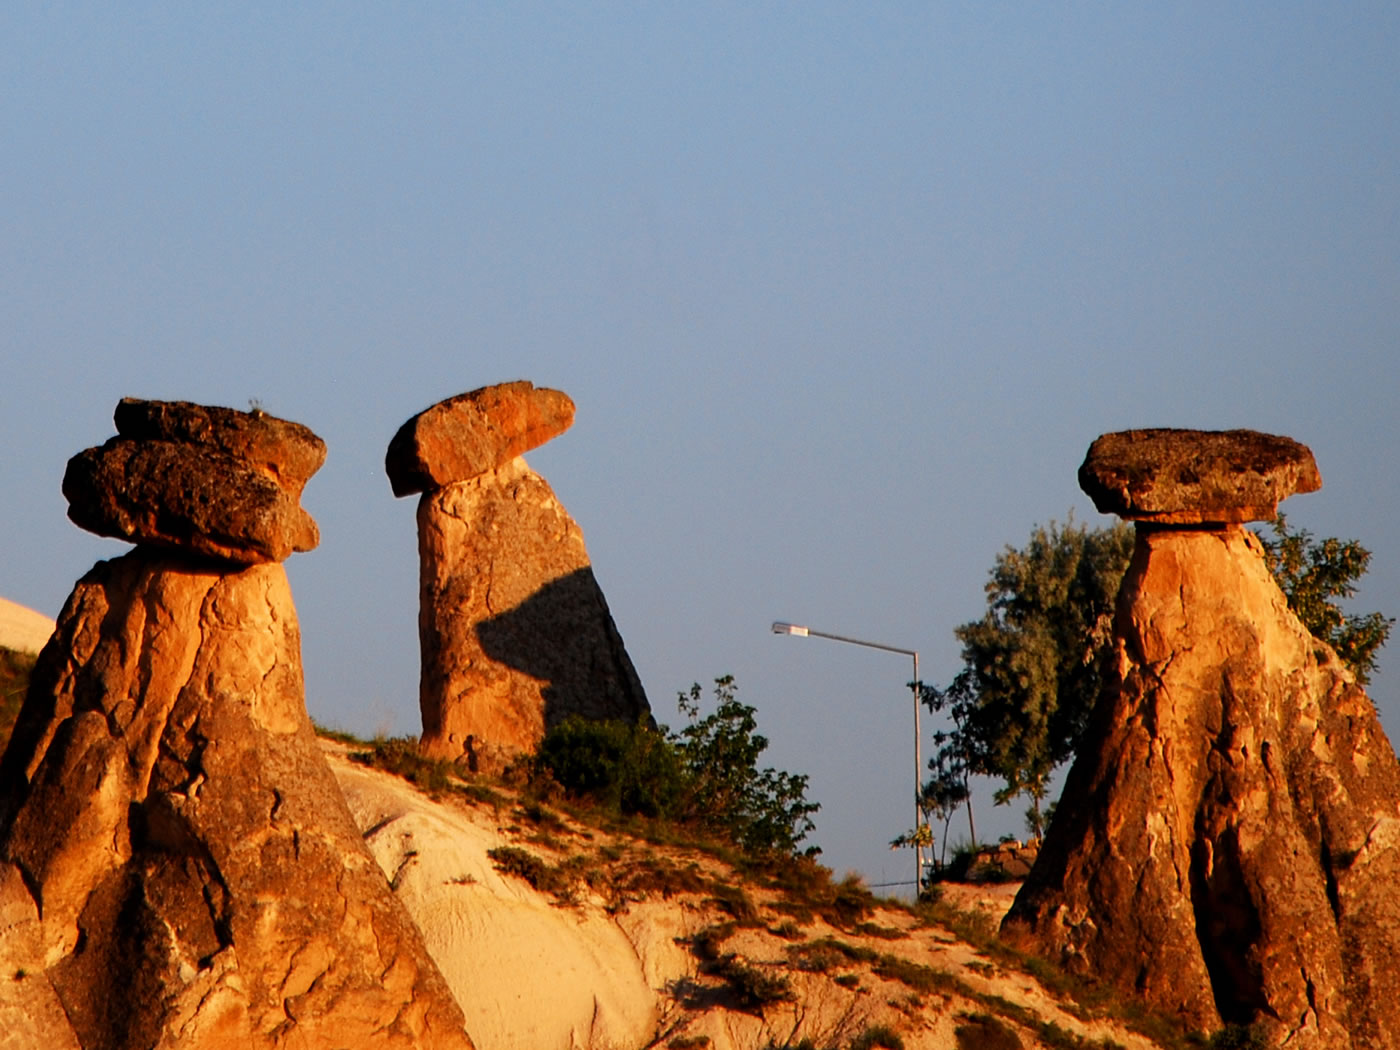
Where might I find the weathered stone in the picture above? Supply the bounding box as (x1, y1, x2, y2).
(114, 397, 327, 491)
(1002, 526, 1400, 1048)
(64, 438, 320, 563)
(416, 457, 649, 771)
(385, 382, 575, 498)
(0, 551, 475, 1050)
(1078, 428, 1321, 524)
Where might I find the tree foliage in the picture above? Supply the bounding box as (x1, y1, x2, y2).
(537, 675, 819, 856)
(926, 513, 1392, 833)
(1256, 515, 1393, 685)
(923, 518, 1134, 833)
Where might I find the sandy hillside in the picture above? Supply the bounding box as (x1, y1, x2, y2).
(325, 743, 1184, 1050)
(0, 597, 54, 655)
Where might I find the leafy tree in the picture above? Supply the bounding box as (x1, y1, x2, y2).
(924, 517, 1134, 835)
(675, 675, 820, 855)
(537, 675, 819, 856)
(1256, 514, 1393, 685)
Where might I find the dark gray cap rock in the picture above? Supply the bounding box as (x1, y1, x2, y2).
(1078, 428, 1321, 524)
(385, 381, 575, 497)
(114, 397, 325, 491)
(63, 399, 325, 563)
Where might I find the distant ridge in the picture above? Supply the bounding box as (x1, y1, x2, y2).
(0, 596, 55, 655)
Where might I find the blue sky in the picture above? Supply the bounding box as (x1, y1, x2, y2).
(4, 4, 1398, 888)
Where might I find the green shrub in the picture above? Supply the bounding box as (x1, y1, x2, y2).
(709, 955, 794, 1010)
(536, 676, 820, 857)
(351, 736, 453, 793)
(0, 647, 37, 754)
(955, 1013, 1023, 1050)
(486, 845, 577, 898)
(1208, 1025, 1267, 1050)
(537, 716, 685, 819)
(850, 1025, 904, 1050)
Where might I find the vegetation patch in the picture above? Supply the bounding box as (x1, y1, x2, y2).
(350, 736, 455, 793)
(486, 845, 582, 900)
(707, 954, 794, 1011)
(849, 1025, 905, 1050)
(0, 647, 37, 752)
(955, 1012, 1023, 1050)
(535, 676, 819, 856)
(872, 954, 969, 998)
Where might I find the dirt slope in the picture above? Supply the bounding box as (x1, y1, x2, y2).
(325, 743, 1182, 1050)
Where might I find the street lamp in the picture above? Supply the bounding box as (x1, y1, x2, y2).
(771, 621, 925, 893)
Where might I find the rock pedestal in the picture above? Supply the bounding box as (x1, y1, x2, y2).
(0, 401, 474, 1050)
(1003, 429, 1400, 1049)
(387, 384, 649, 772)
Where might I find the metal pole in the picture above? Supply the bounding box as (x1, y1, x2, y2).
(913, 650, 922, 894)
(771, 621, 924, 895)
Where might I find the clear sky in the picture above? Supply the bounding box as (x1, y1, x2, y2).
(4, 4, 1398, 889)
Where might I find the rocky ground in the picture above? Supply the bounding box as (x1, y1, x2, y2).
(326, 739, 1203, 1050)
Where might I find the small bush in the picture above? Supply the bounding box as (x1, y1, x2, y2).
(954, 1013, 1023, 1050)
(351, 737, 454, 793)
(770, 919, 805, 940)
(854, 921, 907, 941)
(709, 955, 794, 1010)
(537, 716, 686, 820)
(486, 846, 576, 898)
(0, 647, 38, 753)
(850, 1025, 904, 1050)
(873, 954, 966, 997)
(1208, 1025, 1268, 1050)
(786, 942, 846, 974)
(690, 922, 737, 962)
(709, 883, 762, 925)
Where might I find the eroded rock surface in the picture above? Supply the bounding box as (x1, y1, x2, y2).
(1078, 428, 1320, 524)
(416, 457, 648, 771)
(63, 398, 325, 564)
(388, 385, 648, 772)
(0, 552, 474, 1050)
(1004, 430, 1400, 1049)
(385, 381, 575, 498)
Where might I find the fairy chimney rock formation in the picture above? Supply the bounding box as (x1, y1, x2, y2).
(63, 397, 325, 563)
(0, 400, 474, 1050)
(1003, 428, 1400, 1049)
(387, 383, 649, 772)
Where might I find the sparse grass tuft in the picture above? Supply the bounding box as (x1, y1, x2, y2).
(708, 955, 794, 1010)
(351, 736, 454, 793)
(311, 721, 372, 747)
(955, 1012, 1023, 1050)
(849, 1024, 904, 1050)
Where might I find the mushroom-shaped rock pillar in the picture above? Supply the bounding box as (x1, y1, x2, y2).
(386, 382, 650, 773)
(1003, 428, 1400, 1050)
(0, 399, 475, 1050)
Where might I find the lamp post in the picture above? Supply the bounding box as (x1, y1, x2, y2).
(771, 621, 925, 893)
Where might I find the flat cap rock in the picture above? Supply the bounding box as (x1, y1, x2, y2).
(1078, 428, 1321, 524)
(115, 396, 326, 490)
(386, 381, 575, 497)
(63, 400, 324, 563)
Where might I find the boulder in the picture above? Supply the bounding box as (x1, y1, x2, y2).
(113, 397, 326, 491)
(62, 399, 324, 564)
(1003, 433, 1400, 1049)
(415, 457, 649, 771)
(1078, 428, 1321, 524)
(0, 550, 474, 1050)
(385, 382, 575, 498)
